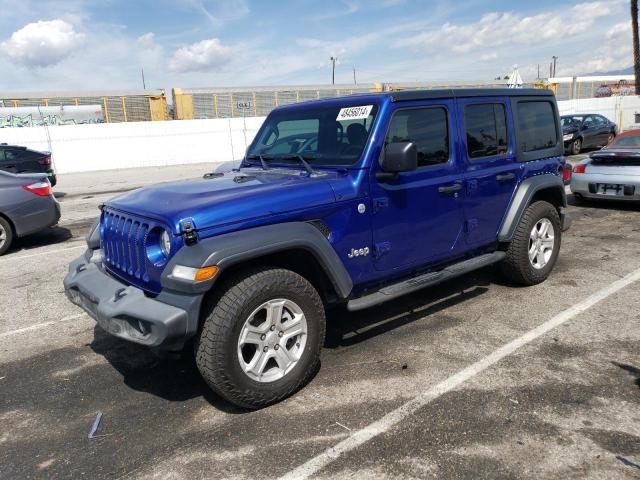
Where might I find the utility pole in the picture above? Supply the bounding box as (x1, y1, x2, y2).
(330, 56, 337, 85)
(632, 0, 640, 93)
(141, 68, 146, 89)
(353, 66, 357, 85)
(552, 56, 558, 77)
(537, 64, 540, 79)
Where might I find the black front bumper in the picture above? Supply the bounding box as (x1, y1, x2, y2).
(64, 251, 201, 349)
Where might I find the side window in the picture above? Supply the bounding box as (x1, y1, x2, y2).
(594, 116, 606, 126)
(464, 103, 508, 159)
(385, 107, 449, 167)
(583, 115, 594, 127)
(516, 101, 558, 152)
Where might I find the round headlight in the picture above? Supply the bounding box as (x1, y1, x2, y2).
(161, 230, 171, 257)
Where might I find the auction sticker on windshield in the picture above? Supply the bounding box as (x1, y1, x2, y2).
(336, 105, 373, 121)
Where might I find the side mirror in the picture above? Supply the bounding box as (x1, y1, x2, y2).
(581, 124, 589, 130)
(377, 142, 418, 181)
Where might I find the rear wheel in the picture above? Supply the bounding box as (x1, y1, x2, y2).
(195, 267, 325, 409)
(570, 138, 582, 155)
(501, 201, 562, 286)
(0, 217, 14, 256)
(606, 132, 615, 145)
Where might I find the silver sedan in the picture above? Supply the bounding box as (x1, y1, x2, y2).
(0, 170, 61, 255)
(570, 130, 640, 202)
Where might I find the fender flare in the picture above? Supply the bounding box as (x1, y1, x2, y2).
(498, 175, 567, 242)
(161, 222, 353, 298)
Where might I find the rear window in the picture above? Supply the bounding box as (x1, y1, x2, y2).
(464, 103, 508, 159)
(517, 101, 558, 152)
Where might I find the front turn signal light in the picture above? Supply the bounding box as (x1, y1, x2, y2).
(194, 266, 219, 282)
(172, 265, 219, 282)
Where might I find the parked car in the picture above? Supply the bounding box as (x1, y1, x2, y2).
(64, 88, 570, 408)
(570, 129, 640, 202)
(561, 114, 617, 155)
(0, 171, 61, 255)
(0, 143, 56, 187)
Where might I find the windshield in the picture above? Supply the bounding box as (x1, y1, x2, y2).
(247, 103, 379, 166)
(561, 116, 583, 128)
(611, 135, 640, 147)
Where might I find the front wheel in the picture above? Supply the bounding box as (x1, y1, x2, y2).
(195, 267, 325, 409)
(501, 201, 562, 286)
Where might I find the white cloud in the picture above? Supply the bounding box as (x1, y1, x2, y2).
(396, 1, 622, 54)
(481, 52, 497, 61)
(1, 19, 84, 67)
(137, 32, 157, 50)
(168, 38, 233, 72)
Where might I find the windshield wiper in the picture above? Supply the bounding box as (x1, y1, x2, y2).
(278, 154, 316, 176)
(245, 154, 270, 170)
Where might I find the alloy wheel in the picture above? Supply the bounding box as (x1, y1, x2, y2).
(528, 218, 555, 270)
(237, 298, 308, 382)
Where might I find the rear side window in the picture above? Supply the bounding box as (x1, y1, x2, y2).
(465, 103, 508, 159)
(385, 107, 449, 167)
(517, 101, 558, 152)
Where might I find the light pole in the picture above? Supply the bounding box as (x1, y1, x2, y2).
(552, 56, 558, 77)
(330, 56, 337, 85)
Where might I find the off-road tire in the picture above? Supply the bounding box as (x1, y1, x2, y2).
(0, 217, 14, 256)
(501, 201, 562, 286)
(195, 267, 325, 409)
(570, 138, 582, 155)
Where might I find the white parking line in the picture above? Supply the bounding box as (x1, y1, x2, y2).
(0, 313, 87, 339)
(279, 266, 640, 480)
(0, 245, 84, 262)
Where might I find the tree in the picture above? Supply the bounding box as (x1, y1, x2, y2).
(632, 0, 640, 92)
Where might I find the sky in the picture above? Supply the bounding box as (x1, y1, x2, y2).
(0, 0, 633, 93)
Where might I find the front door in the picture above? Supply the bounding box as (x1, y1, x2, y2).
(370, 101, 466, 272)
(458, 98, 521, 247)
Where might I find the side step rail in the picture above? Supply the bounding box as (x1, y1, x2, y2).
(347, 251, 506, 311)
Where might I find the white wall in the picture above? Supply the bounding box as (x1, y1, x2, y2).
(0, 116, 265, 174)
(557, 96, 640, 131)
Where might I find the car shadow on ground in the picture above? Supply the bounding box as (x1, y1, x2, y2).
(88, 327, 248, 413)
(324, 268, 493, 348)
(6, 225, 73, 254)
(567, 193, 640, 212)
(87, 269, 494, 410)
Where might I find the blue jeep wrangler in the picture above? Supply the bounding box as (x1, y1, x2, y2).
(64, 88, 570, 408)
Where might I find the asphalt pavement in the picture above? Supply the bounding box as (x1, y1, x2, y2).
(1, 156, 639, 480)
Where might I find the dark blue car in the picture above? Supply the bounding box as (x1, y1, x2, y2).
(65, 88, 570, 408)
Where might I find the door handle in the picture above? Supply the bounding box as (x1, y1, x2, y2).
(496, 173, 516, 182)
(438, 183, 462, 194)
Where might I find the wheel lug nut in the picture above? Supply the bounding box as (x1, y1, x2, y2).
(274, 344, 279, 350)
(270, 325, 275, 331)
(263, 346, 268, 352)
(260, 334, 266, 340)
(278, 331, 283, 337)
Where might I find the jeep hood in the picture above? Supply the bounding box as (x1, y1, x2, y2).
(106, 170, 337, 233)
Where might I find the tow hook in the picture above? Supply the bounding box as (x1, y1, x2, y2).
(180, 218, 198, 246)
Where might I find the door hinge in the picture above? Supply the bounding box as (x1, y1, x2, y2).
(465, 219, 479, 233)
(373, 242, 391, 259)
(180, 218, 198, 246)
(467, 179, 478, 194)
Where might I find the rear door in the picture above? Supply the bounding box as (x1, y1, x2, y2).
(458, 98, 521, 247)
(581, 115, 600, 148)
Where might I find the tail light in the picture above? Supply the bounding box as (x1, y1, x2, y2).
(573, 164, 587, 174)
(22, 181, 52, 197)
(562, 165, 572, 184)
(37, 155, 51, 166)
